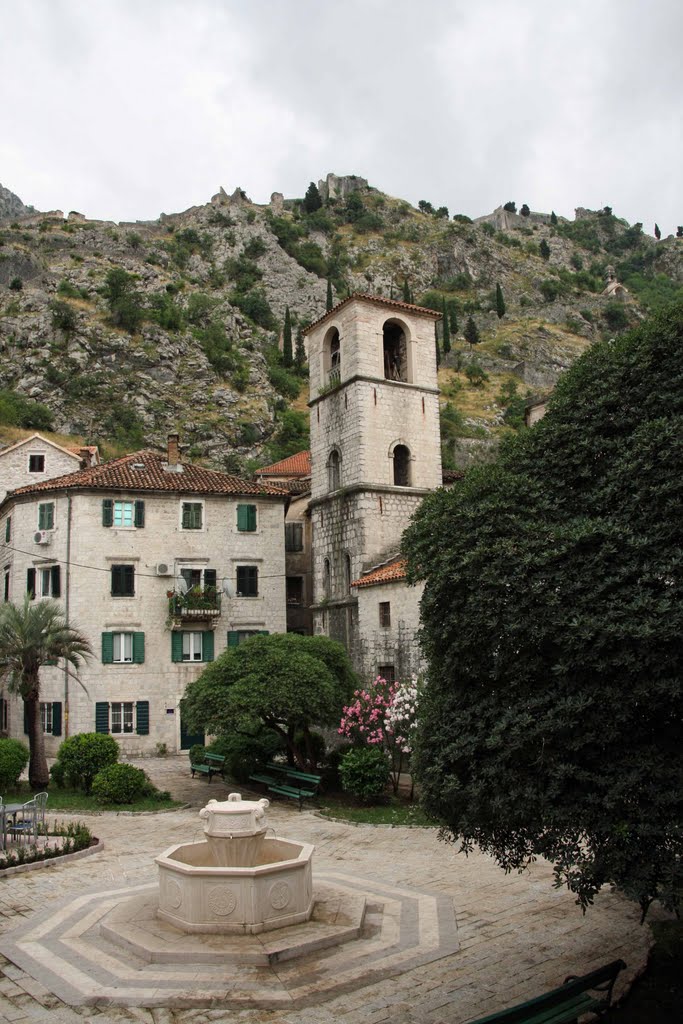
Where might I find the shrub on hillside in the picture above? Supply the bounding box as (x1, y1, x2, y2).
(54, 732, 119, 793)
(0, 739, 29, 791)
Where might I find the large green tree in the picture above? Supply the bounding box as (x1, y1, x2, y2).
(282, 306, 293, 367)
(0, 598, 91, 789)
(181, 633, 356, 768)
(403, 302, 683, 918)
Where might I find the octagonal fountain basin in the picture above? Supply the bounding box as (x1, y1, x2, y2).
(155, 794, 314, 935)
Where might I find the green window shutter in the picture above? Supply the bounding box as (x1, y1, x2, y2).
(101, 633, 114, 664)
(136, 701, 150, 735)
(202, 632, 214, 663)
(27, 568, 36, 600)
(237, 504, 257, 532)
(171, 632, 183, 663)
(227, 631, 240, 647)
(51, 565, 61, 598)
(247, 505, 257, 531)
(95, 702, 110, 733)
(102, 499, 113, 527)
(38, 504, 46, 530)
(134, 500, 145, 528)
(204, 569, 217, 591)
(52, 702, 62, 737)
(133, 632, 145, 664)
(4, 516, 10, 542)
(23, 703, 29, 734)
(258, 630, 270, 636)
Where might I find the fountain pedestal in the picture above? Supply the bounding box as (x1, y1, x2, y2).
(155, 793, 314, 934)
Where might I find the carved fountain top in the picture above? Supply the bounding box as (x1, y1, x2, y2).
(199, 793, 270, 838)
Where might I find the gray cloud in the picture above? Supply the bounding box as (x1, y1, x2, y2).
(1, 0, 680, 233)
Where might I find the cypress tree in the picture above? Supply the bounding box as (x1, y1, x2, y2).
(449, 301, 459, 336)
(403, 279, 411, 303)
(654, 223, 661, 240)
(464, 316, 480, 350)
(283, 306, 293, 367)
(495, 283, 506, 319)
(295, 329, 306, 371)
(326, 278, 333, 310)
(303, 182, 322, 213)
(539, 239, 551, 261)
(442, 297, 451, 353)
(550, 211, 558, 225)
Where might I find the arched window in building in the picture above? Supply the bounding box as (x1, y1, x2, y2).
(383, 320, 409, 382)
(328, 449, 341, 491)
(324, 327, 341, 384)
(393, 444, 411, 487)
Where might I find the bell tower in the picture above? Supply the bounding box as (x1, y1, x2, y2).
(305, 294, 442, 655)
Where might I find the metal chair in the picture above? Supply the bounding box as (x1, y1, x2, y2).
(33, 792, 48, 838)
(7, 799, 37, 845)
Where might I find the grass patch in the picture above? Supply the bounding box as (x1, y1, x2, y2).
(318, 793, 438, 826)
(2, 784, 181, 813)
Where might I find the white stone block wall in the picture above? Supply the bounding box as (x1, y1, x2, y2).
(353, 579, 426, 682)
(0, 488, 286, 754)
(0, 437, 81, 504)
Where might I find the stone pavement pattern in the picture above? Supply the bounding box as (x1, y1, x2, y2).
(0, 757, 653, 1024)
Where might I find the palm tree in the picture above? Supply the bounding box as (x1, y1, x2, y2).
(0, 597, 91, 790)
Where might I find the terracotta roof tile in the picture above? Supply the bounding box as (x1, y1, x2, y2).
(7, 450, 289, 500)
(254, 451, 311, 477)
(352, 556, 407, 589)
(303, 293, 442, 335)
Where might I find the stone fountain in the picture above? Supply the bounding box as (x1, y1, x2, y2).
(156, 793, 314, 934)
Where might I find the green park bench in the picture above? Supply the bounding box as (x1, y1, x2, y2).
(249, 763, 322, 810)
(190, 752, 226, 782)
(469, 959, 626, 1024)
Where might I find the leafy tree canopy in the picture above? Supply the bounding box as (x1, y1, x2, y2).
(180, 633, 357, 767)
(302, 182, 322, 213)
(403, 303, 683, 918)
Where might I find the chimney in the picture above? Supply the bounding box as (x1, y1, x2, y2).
(167, 433, 180, 467)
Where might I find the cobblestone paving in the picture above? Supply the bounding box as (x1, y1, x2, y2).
(0, 757, 655, 1024)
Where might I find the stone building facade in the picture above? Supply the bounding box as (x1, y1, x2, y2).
(0, 433, 99, 504)
(0, 439, 287, 755)
(305, 294, 442, 679)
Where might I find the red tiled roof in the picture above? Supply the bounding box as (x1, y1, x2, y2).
(7, 450, 289, 500)
(254, 451, 311, 477)
(352, 557, 407, 589)
(303, 293, 442, 335)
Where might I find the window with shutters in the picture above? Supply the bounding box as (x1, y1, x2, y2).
(102, 631, 144, 664)
(3, 566, 9, 603)
(236, 565, 258, 597)
(37, 565, 60, 599)
(183, 632, 204, 661)
(227, 629, 269, 647)
(4, 516, 10, 543)
(111, 702, 135, 733)
(171, 630, 214, 663)
(95, 700, 148, 735)
(379, 601, 391, 628)
(285, 522, 303, 551)
(180, 501, 203, 530)
(40, 702, 53, 733)
(38, 502, 55, 530)
(111, 564, 135, 597)
(39, 701, 62, 736)
(28, 453, 45, 473)
(236, 504, 257, 532)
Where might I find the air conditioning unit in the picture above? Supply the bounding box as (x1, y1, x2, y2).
(34, 530, 51, 546)
(156, 562, 172, 576)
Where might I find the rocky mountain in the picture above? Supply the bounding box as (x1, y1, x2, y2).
(1, 175, 681, 471)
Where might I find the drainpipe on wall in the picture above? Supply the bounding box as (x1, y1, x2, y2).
(63, 493, 72, 738)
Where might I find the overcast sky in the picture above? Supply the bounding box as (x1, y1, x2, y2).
(1, 0, 681, 234)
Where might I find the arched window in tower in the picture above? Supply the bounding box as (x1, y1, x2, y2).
(328, 449, 341, 491)
(323, 558, 331, 598)
(393, 444, 411, 487)
(323, 327, 341, 385)
(345, 553, 352, 593)
(383, 320, 409, 382)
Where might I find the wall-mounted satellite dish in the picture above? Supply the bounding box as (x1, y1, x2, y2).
(176, 576, 189, 595)
(222, 578, 234, 598)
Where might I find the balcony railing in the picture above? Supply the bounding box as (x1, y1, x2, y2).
(168, 588, 222, 619)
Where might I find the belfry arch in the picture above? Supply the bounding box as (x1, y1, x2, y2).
(382, 319, 410, 383)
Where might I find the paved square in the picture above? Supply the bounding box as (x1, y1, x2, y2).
(0, 757, 654, 1024)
